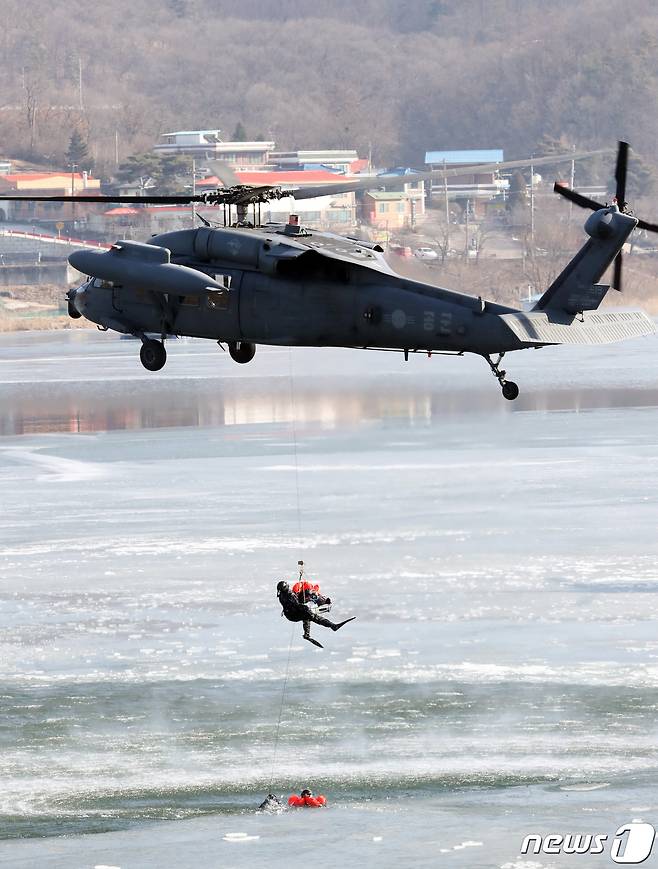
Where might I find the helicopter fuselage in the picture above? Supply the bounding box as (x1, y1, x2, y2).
(70, 223, 522, 356)
(67, 212, 654, 400)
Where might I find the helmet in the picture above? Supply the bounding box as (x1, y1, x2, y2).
(300, 788, 312, 797)
(277, 581, 288, 594)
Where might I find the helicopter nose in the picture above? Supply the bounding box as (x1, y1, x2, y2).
(66, 285, 86, 318)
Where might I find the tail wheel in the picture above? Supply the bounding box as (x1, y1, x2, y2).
(228, 341, 256, 364)
(502, 381, 519, 401)
(140, 339, 167, 371)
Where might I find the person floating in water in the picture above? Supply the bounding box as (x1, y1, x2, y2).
(288, 788, 327, 808)
(258, 793, 283, 812)
(276, 580, 355, 648)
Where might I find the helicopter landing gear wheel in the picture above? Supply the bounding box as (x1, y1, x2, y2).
(484, 353, 520, 400)
(140, 338, 167, 372)
(228, 341, 256, 364)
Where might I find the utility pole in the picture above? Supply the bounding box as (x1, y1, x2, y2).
(443, 158, 450, 249)
(568, 148, 575, 226)
(192, 158, 197, 226)
(529, 157, 535, 249)
(70, 162, 77, 230)
(78, 57, 83, 110)
(465, 198, 470, 257)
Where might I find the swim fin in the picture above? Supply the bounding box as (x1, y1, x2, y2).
(332, 617, 356, 631)
(304, 635, 324, 648)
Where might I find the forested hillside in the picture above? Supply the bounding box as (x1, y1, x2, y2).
(1, 0, 658, 175)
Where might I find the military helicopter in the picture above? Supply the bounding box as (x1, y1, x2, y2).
(4, 143, 656, 399)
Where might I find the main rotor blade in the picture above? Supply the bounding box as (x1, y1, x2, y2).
(205, 160, 240, 187)
(0, 186, 281, 207)
(0, 193, 203, 204)
(287, 149, 613, 201)
(636, 217, 658, 233)
(615, 141, 629, 209)
(553, 183, 605, 211)
(612, 251, 623, 292)
(0, 148, 611, 209)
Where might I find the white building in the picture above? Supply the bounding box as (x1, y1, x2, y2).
(154, 130, 275, 168)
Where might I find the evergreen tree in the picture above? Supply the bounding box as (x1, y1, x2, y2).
(232, 121, 248, 141)
(66, 129, 92, 169)
(115, 152, 191, 194)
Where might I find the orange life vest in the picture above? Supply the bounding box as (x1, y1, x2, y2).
(292, 581, 320, 595)
(287, 793, 327, 808)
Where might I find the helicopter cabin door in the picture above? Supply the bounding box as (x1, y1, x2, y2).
(198, 271, 241, 340)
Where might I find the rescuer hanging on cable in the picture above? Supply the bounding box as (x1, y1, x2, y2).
(276, 577, 355, 648)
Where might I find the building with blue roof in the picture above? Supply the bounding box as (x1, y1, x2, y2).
(425, 149, 504, 165)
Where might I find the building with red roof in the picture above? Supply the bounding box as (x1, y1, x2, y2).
(0, 171, 101, 225)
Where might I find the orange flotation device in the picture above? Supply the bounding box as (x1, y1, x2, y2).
(288, 793, 327, 808)
(292, 581, 320, 595)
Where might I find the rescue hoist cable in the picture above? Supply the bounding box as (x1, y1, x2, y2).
(288, 346, 303, 540)
(268, 621, 295, 791)
(267, 347, 303, 793)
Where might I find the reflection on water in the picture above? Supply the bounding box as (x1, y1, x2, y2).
(0, 381, 436, 436)
(3, 378, 658, 436)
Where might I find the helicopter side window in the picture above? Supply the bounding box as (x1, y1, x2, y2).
(206, 275, 232, 310)
(206, 289, 230, 310)
(179, 295, 200, 307)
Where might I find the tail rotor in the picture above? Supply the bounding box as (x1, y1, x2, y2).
(553, 141, 658, 293)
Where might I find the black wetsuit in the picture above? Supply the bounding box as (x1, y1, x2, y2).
(258, 793, 282, 811)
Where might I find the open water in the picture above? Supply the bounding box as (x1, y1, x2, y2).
(2, 330, 658, 867)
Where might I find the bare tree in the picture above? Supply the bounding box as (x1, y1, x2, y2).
(22, 73, 39, 155)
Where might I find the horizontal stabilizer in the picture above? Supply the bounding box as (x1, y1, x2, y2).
(559, 283, 609, 314)
(501, 309, 655, 346)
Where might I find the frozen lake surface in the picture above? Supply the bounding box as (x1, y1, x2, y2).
(2, 330, 658, 867)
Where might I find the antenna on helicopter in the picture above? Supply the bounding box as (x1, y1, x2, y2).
(195, 212, 212, 227)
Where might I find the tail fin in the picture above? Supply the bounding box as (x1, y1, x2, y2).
(532, 208, 636, 315)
